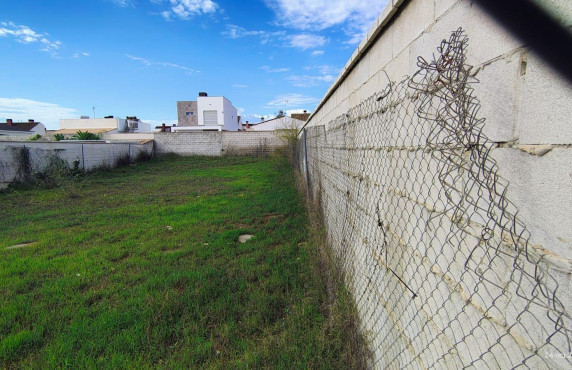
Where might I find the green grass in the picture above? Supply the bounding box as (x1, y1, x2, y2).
(0, 155, 367, 368)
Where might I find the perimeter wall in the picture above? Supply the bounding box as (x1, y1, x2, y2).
(154, 131, 284, 156)
(0, 141, 153, 188)
(0, 132, 285, 187)
(298, 0, 571, 368)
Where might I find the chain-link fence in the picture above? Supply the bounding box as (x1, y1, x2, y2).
(297, 28, 571, 368)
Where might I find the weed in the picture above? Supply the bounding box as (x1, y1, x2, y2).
(0, 155, 365, 368)
(11, 146, 32, 183)
(134, 150, 152, 163)
(295, 166, 373, 369)
(32, 154, 84, 196)
(275, 126, 298, 165)
(113, 154, 131, 167)
(255, 137, 269, 157)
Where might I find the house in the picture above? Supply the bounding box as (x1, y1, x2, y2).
(175, 92, 240, 132)
(56, 116, 151, 136)
(291, 110, 311, 122)
(246, 115, 305, 131)
(0, 119, 46, 136)
(177, 101, 198, 126)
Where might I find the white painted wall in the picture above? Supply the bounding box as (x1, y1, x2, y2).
(197, 96, 239, 131)
(30, 123, 46, 135)
(222, 97, 238, 131)
(134, 121, 152, 133)
(250, 116, 304, 131)
(197, 96, 223, 126)
(59, 118, 126, 132)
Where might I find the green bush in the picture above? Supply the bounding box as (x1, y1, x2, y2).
(72, 130, 101, 140)
(28, 134, 41, 141)
(53, 133, 65, 141)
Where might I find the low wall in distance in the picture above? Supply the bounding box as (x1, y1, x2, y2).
(154, 131, 285, 156)
(102, 133, 155, 141)
(0, 135, 36, 142)
(0, 141, 154, 188)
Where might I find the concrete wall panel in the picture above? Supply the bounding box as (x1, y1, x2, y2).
(299, 0, 572, 367)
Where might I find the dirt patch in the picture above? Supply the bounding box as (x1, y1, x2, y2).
(263, 213, 284, 222)
(6, 242, 37, 250)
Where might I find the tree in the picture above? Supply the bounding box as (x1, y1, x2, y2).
(72, 130, 101, 140)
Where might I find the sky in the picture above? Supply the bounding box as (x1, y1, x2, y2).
(0, 0, 389, 130)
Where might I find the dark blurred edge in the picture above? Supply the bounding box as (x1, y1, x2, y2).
(473, 0, 572, 83)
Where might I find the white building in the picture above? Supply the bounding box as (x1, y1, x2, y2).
(0, 119, 46, 136)
(57, 117, 151, 135)
(247, 116, 305, 131)
(174, 93, 240, 132)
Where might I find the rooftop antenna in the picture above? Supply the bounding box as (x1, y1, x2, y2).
(92, 106, 96, 118)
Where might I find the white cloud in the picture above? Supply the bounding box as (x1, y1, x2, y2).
(159, 10, 172, 20)
(259, 113, 276, 120)
(125, 54, 200, 74)
(264, 0, 389, 44)
(286, 64, 340, 87)
(285, 108, 311, 115)
(232, 84, 249, 88)
(266, 93, 319, 107)
(261, 66, 290, 73)
(107, 0, 135, 7)
(157, 0, 218, 20)
(240, 113, 275, 123)
(0, 98, 79, 130)
(72, 52, 90, 58)
(223, 25, 265, 39)
(286, 74, 335, 88)
(0, 22, 61, 57)
(222, 24, 285, 45)
(288, 34, 326, 50)
(311, 50, 324, 56)
(316, 65, 340, 75)
(223, 25, 326, 51)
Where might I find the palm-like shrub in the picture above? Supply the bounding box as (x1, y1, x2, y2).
(72, 130, 100, 140)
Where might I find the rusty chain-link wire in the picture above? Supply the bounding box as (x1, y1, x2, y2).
(298, 28, 571, 368)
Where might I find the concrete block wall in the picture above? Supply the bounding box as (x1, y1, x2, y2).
(0, 135, 37, 142)
(0, 141, 153, 187)
(154, 131, 284, 156)
(299, 0, 571, 368)
(154, 132, 223, 156)
(102, 133, 155, 141)
(222, 131, 284, 155)
(1, 131, 284, 186)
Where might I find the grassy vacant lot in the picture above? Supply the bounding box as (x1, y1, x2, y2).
(0, 155, 365, 368)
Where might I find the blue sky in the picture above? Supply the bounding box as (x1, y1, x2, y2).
(0, 0, 389, 129)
